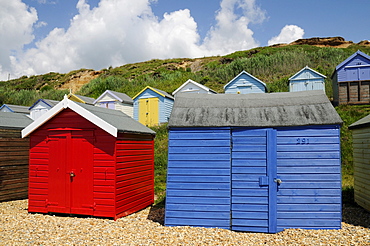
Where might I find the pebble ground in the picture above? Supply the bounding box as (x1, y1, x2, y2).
(0, 199, 369, 245)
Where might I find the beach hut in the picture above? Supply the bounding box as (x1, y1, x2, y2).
(349, 114, 370, 212)
(332, 50, 370, 105)
(0, 104, 29, 115)
(224, 71, 267, 94)
(93, 90, 133, 118)
(0, 112, 33, 202)
(22, 96, 155, 220)
(29, 99, 59, 120)
(172, 79, 217, 97)
(133, 86, 174, 126)
(165, 91, 343, 233)
(289, 66, 326, 92)
(68, 93, 95, 105)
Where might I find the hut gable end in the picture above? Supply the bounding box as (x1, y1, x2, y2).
(224, 71, 267, 94)
(172, 79, 217, 96)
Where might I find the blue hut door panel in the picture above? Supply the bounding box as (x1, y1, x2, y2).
(346, 67, 359, 81)
(231, 128, 279, 233)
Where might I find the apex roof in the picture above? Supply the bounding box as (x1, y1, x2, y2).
(68, 93, 96, 105)
(223, 71, 267, 90)
(93, 90, 133, 105)
(289, 66, 326, 80)
(132, 86, 174, 100)
(29, 99, 60, 110)
(22, 96, 155, 138)
(349, 114, 370, 129)
(172, 79, 217, 96)
(335, 50, 370, 71)
(0, 104, 30, 114)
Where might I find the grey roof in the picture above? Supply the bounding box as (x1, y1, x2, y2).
(108, 90, 133, 104)
(169, 91, 343, 128)
(72, 94, 96, 105)
(76, 101, 155, 135)
(93, 90, 133, 104)
(43, 99, 60, 107)
(0, 112, 33, 130)
(349, 114, 370, 129)
(153, 87, 174, 100)
(29, 99, 59, 110)
(0, 104, 30, 114)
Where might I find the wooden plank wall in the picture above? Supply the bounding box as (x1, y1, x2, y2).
(352, 127, 370, 212)
(165, 127, 231, 229)
(338, 81, 370, 104)
(276, 126, 342, 230)
(0, 129, 29, 202)
(115, 133, 154, 219)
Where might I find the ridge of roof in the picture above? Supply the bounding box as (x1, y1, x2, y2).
(22, 96, 155, 138)
(223, 71, 267, 90)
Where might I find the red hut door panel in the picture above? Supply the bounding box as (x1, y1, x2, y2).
(48, 130, 94, 215)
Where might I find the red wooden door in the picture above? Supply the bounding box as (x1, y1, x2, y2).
(48, 130, 94, 215)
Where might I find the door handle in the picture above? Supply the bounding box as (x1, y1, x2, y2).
(274, 178, 282, 185)
(70, 171, 75, 177)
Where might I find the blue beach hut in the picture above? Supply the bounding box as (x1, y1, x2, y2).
(224, 71, 266, 94)
(332, 50, 370, 105)
(289, 66, 326, 92)
(165, 90, 343, 233)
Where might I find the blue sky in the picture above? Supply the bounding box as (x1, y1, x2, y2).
(1, 0, 369, 80)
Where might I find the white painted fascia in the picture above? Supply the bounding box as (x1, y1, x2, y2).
(22, 96, 118, 138)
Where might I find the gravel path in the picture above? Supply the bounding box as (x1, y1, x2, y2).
(0, 199, 369, 245)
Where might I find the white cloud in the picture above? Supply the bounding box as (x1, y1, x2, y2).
(201, 0, 266, 56)
(3, 0, 266, 78)
(268, 25, 305, 46)
(35, 21, 48, 28)
(0, 0, 37, 79)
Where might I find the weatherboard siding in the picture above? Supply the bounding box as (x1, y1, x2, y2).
(115, 133, 154, 218)
(352, 127, 370, 212)
(133, 88, 173, 124)
(115, 102, 133, 118)
(165, 127, 231, 229)
(276, 126, 342, 230)
(290, 78, 325, 92)
(333, 51, 370, 104)
(28, 109, 154, 219)
(337, 55, 370, 82)
(231, 128, 275, 233)
(165, 125, 342, 232)
(161, 97, 174, 124)
(225, 73, 266, 94)
(28, 110, 117, 217)
(0, 130, 29, 202)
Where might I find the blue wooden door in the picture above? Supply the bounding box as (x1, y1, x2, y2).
(231, 128, 280, 233)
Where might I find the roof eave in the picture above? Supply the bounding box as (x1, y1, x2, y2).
(22, 98, 118, 138)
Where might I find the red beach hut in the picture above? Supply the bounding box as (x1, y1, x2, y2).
(22, 96, 155, 220)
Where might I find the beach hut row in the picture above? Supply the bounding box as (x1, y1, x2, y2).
(0, 91, 134, 121)
(0, 50, 369, 232)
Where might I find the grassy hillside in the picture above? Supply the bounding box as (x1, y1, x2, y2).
(1, 43, 370, 106)
(1, 42, 370, 204)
